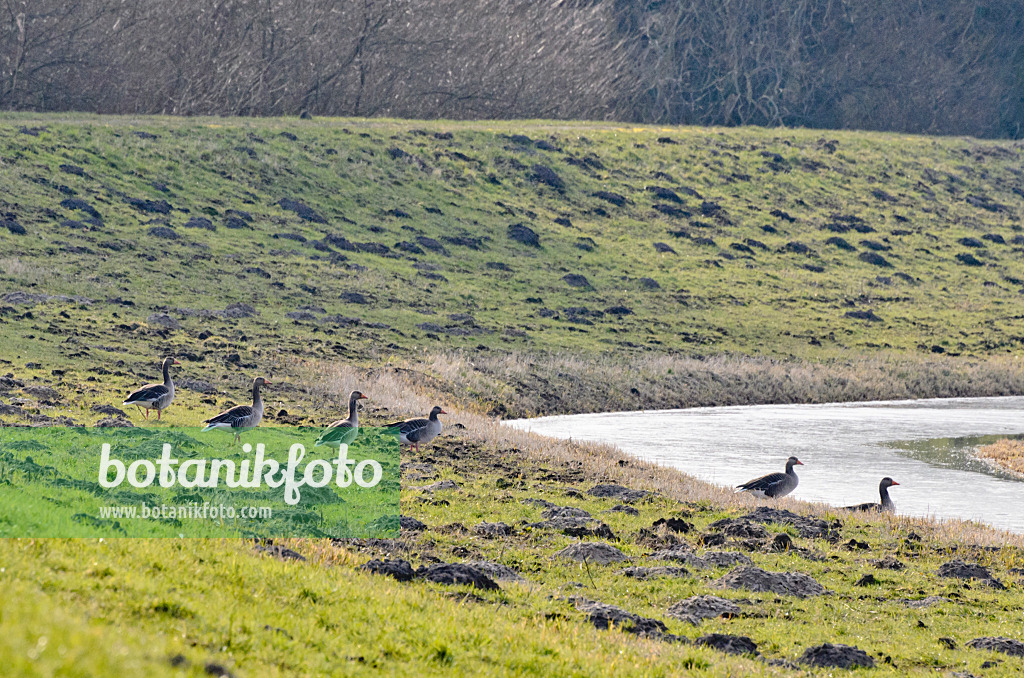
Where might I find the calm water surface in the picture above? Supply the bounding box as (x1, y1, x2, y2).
(508, 396, 1024, 533)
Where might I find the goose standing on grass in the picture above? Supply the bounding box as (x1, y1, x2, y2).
(202, 377, 270, 442)
(315, 390, 367, 448)
(385, 405, 445, 452)
(737, 456, 803, 499)
(844, 477, 900, 513)
(123, 357, 179, 421)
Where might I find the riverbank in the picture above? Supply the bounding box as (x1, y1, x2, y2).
(978, 439, 1024, 478)
(4, 362, 1024, 675)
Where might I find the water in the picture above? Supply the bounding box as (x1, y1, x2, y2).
(508, 396, 1024, 533)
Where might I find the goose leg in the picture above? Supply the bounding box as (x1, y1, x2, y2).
(157, 408, 161, 421)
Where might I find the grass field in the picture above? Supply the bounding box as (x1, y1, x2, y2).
(2, 115, 1024, 420)
(3, 115, 1024, 676)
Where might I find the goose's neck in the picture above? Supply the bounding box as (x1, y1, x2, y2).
(880, 486, 892, 508)
(348, 397, 360, 424)
(252, 383, 263, 406)
(163, 361, 173, 385)
(786, 462, 798, 476)
(429, 410, 438, 421)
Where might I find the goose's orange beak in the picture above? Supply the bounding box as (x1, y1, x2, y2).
(359, 394, 368, 399)
(891, 481, 900, 486)
(172, 359, 181, 365)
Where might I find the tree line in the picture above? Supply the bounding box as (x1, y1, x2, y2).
(2, 0, 1021, 138)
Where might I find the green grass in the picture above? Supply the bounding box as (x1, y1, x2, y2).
(3, 114, 1024, 675)
(3, 434, 1024, 676)
(2, 115, 1024, 373)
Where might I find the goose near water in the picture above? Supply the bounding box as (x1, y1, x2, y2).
(123, 357, 179, 420)
(844, 477, 899, 513)
(737, 456, 803, 499)
(315, 390, 367, 448)
(385, 405, 445, 452)
(202, 377, 270, 441)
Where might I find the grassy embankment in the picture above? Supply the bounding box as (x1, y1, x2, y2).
(2, 115, 1024, 419)
(2, 115, 1024, 675)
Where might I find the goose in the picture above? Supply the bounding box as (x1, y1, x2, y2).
(843, 477, 899, 513)
(385, 405, 445, 452)
(737, 456, 803, 499)
(202, 377, 269, 441)
(315, 390, 367, 448)
(123, 357, 179, 420)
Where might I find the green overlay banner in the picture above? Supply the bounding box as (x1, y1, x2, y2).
(0, 426, 399, 538)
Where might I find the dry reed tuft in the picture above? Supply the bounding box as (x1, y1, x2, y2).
(306, 356, 1024, 548)
(977, 439, 1024, 478)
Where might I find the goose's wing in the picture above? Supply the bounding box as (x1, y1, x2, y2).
(316, 420, 356, 445)
(737, 471, 788, 494)
(124, 383, 169, 404)
(204, 405, 254, 427)
(843, 502, 881, 512)
(385, 417, 429, 441)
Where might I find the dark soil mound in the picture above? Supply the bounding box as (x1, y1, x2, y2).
(652, 517, 692, 533)
(647, 186, 683, 203)
(542, 505, 591, 519)
(360, 558, 416, 582)
(220, 302, 257, 318)
(465, 561, 524, 582)
(528, 517, 615, 539)
(148, 226, 178, 239)
(126, 197, 172, 214)
(416, 236, 448, 254)
(667, 596, 741, 624)
(967, 637, 1024, 657)
(937, 560, 1004, 588)
(399, 516, 427, 532)
(592, 191, 626, 207)
(741, 507, 842, 541)
(826, 236, 856, 250)
(562, 273, 592, 289)
(587, 484, 649, 503)
(859, 251, 891, 267)
(340, 292, 369, 304)
(572, 598, 670, 639)
(531, 164, 565, 191)
(696, 633, 758, 655)
(845, 309, 883, 322)
(473, 522, 513, 537)
(278, 198, 326, 223)
(799, 643, 875, 669)
(715, 566, 826, 597)
(184, 216, 215, 231)
(555, 542, 629, 565)
(508, 223, 540, 247)
(418, 563, 499, 590)
(707, 517, 770, 539)
(956, 252, 984, 267)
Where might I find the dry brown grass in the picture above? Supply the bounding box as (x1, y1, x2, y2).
(977, 439, 1024, 478)
(306, 356, 1024, 548)
(362, 350, 1024, 418)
